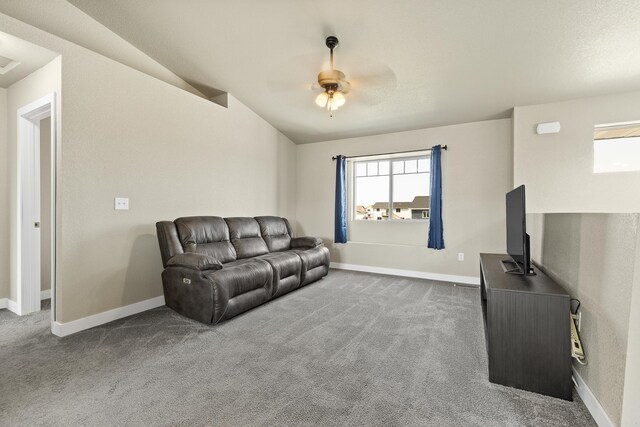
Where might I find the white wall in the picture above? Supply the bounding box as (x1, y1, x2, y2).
(621, 226, 640, 427)
(513, 90, 640, 213)
(0, 88, 7, 299)
(0, 0, 206, 99)
(518, 91, 640, 425)
(6, 56, 61, 303)
(296, 118, 512, 280)
(0, 13, 297, 323)
(529, 213, 639, 426)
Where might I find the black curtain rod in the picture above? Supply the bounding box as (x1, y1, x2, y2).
(331, 145, 447, 161)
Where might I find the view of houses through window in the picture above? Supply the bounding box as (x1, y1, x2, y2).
(353, 155, 430, 220)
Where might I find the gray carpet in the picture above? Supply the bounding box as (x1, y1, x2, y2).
(0, 270, 595, 426)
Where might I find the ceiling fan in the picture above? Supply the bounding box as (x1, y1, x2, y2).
(314, 36, 351, 117)
(265, 35, 397, 114)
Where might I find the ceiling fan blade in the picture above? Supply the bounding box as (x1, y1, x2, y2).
(346, 89, 389, 107)
(266, 52, 326, 94)
(338, 80, 351, 94)
(265, 49, 398, 110)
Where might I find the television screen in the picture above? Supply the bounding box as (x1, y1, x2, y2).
(506, 185, 526, 268)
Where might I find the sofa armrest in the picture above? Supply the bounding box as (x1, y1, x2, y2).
(291, 236, 322, 249)
(166, 253, 223, 271)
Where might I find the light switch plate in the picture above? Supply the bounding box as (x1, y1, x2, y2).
(115, 197, 129, 210)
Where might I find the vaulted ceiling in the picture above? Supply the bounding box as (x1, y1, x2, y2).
(9, 1, 640, 143)
(0, 30, 57, 88)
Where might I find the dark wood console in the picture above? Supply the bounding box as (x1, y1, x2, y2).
(480, 253, 572, 400)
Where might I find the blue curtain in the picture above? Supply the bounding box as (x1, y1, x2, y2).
(334, 155, 347, 243)
(428, 145, 445, 249)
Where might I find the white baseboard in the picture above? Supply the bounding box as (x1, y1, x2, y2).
(1, 291, 52, 311)
(7, 298, 20, 315)
(51, 295, 165, 337)
(573, 367, 614, 427)
(330, 262, 480, 285)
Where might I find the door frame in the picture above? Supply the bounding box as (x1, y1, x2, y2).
(15, 92, 57, 322)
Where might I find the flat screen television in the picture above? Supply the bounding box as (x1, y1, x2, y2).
(502, 185, 535, 275)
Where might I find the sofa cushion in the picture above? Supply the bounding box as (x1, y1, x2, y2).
(175, 216, 237, 263)
(293, 245, 330, 285)
(255, 216, 293, 252)
(258, 251, 302, 297)
(204, 259, 272, 322)
(225, 217, 269, 259)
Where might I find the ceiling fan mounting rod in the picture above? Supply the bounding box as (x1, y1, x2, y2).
(326, 36, 339, 70)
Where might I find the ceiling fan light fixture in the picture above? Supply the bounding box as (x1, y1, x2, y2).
(332, 91, 346, 107)
(315, 91, 329, 107)
(314, 36, 350, 117)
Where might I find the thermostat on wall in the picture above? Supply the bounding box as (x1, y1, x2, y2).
(536, 122, 561, 135)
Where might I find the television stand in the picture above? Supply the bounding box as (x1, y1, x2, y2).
(480, 253, 571, 400)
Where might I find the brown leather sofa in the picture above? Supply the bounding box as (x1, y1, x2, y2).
(156, 216, 330, 324)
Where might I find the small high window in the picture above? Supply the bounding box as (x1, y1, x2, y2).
(594, 123, 640, 173)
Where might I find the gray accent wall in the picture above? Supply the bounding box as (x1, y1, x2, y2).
(529, 213, 640, 426)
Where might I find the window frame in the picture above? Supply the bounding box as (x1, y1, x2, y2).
(593, 121, 640, 174)
(351, 154, 430, 222)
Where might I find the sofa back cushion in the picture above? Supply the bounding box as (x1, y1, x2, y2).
(174, 216, 237, 263)
(225, 217, 269, 259)
(255, 216, 293, 252)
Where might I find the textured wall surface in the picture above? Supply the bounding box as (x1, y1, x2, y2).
(0, 13, 296, 323)
(622, 231, 640, 426)
(529, 213, 639, 426)
(296, 119, 512, 279)
(513, 91, 640, 213)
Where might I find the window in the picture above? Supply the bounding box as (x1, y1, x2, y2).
(594, 123, 640, 173)
(353, 155, 430, 221)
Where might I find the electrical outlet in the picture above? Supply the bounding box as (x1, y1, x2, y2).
(114, 197, 129, 210)
(458, 253, 464, 261)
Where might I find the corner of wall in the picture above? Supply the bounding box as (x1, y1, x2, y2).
(621, 215, 640, 425)
(0, 87, 8, 299)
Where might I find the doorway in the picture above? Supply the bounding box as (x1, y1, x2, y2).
(16, 93, 56, 323)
